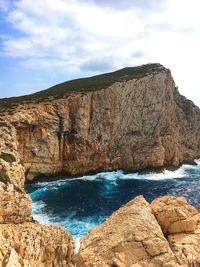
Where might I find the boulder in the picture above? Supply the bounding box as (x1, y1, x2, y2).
(151, 196, 200, 265)
(73, 196, 178, 267)
(151, 196, 199, 235)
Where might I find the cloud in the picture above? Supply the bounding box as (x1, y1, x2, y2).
(81, 0, 165, 11)
(81, 57, 116, 72)
(132, 51, 145, 59)
(0, 0, 200, 106)
(2, 0, 150, 69)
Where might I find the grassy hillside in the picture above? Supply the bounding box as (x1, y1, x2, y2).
(0, 63, 164, 112)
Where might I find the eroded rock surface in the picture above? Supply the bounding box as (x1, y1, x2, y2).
(0, 120, 75, 267)
(1, 64, 199, 180)
(0, 222, 74, 267)
(151, 196, 200, 265)
(73, 196, 178, 267)
(0, 120, 32, 223)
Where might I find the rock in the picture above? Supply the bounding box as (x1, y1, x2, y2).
(151, 196, 199, 235)
(4, 248, 21, 267)
(0, 121, 32, 223)
(1, 64, 199, 181)
(0, 222, 75, 267)
(1, 64, 200, 266)
(0, 120, 75, 266)
(0, 121, 25, 189)
(0, 184, 32, 223)
(151, 196, 200, 265)
(73, 196, 178, 267)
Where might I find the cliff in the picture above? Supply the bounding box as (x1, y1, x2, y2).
(0, 64, 199, 181)
(0, 120, 75, 266)
(1, 63, 200, 266)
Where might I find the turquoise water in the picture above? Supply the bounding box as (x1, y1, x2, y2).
(26, 160, 200, 241)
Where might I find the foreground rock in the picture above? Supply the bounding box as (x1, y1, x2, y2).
(0, 222, 74, 267)
(73, 196, 178, 267)
(1, 64, 199, 180)
(0, 121, 75, 267)
(151, 196, 200, 265)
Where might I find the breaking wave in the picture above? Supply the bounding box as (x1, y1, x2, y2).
(26, 160, 200, 241)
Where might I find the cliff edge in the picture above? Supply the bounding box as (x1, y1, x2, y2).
(0, 63, 199, 180)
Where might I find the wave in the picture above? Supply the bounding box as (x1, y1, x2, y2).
(31, 200, 105, 250)
(27, 159, 200, 248)
(32, 159, 200, 190)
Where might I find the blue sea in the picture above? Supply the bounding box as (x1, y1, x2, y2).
(26, 159, 200, 244)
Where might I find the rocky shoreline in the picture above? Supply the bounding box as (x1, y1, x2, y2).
(0, 119, 200, 266)
(0, 64, 200, 266)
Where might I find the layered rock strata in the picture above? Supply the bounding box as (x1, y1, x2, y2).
(0, 121, 75, 267)
(0, 64, 199, 180)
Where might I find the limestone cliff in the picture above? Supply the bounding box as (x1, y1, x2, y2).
(0, 120, 75, 266)
(0, 63, 200, 180)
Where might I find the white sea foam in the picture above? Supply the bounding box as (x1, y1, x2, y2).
(32, 201, 52, 224)
(29, 160, 200, 251)
(33, 160, 200, 188)
(32, 211, 100, 250)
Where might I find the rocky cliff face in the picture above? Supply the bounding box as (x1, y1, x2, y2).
(1, 64, 199, 181)
(0, 64, 199, 180)
(0, 120, 75, 266)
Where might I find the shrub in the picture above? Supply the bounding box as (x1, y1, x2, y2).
(0, 152, 16, 163)
(0, 172, 10, 184)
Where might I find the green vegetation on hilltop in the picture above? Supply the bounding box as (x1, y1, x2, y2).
(0, 63, 164, 112)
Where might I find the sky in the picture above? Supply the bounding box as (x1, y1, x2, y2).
(0, 0, 200, 107)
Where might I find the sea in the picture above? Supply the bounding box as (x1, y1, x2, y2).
(26, 159, 200, 246)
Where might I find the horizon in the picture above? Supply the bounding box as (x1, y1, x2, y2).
(0, 0, 200, 107)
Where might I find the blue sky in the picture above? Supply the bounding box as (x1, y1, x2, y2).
(0, 0, 200, 106)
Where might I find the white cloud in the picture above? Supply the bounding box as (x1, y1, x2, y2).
(1, 0, 200, 106)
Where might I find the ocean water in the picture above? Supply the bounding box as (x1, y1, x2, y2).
(26, 159, 200, 242)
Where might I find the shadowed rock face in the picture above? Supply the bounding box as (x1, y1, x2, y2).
(1, 64, 200, 180)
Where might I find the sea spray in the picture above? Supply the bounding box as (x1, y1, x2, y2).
(26, 160, 200, 240)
